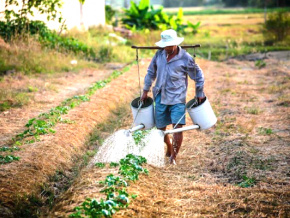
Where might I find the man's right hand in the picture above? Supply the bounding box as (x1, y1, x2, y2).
(141, 90, 149, 101)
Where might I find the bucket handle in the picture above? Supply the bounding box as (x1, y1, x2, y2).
(130, 101, 143, 129)
(173, 98, 198, 129)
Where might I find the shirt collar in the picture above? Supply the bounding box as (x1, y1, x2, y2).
(162, 46, 184, 63)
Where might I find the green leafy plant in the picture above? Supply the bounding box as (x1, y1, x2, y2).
(119, 154, 148, 181)
(95, 163, 106, 168)
(0, 146, 20, 152)
(258, 127, 273, 135)
(0, 154, 20, 164)
(132, 130, 149, 145)
(187, 21, 201, 35)
(237, 175, 256, 188)
(121, 0, 200, 34)
(70, 154, 147, 218)
(255, 60, 266, 69)
(110, 162, 119, 168)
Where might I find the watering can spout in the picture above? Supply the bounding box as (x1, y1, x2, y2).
(128, 124, 145, 133)
(163, 125, 200, 135)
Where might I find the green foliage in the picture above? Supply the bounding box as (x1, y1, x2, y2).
(132, 130, 149, 145)
(264, 11, 290, 42)
(28, 86, 38, 92)
(237, 175, 256, 188)
(255, 60, 266, 69)
(258, 127, 273, 135)
(110, 162, 119, 168)
(119, 154, 148, 181)
(4, 0, 63, 22)
(95, 163, 106, 168)
(0, 146, 20, 152)
(0, 146, 21, 164)
(105, 5, 116, 25)
(121, 0, 200, 34)
(0, 154, 20, 164)
(70, 154, 147, 218)
(98, 46, 114, 62)
(40, 32, 96, 59)
(187, 20, 201, 35)
(0, 19, 96, 59)
(0, 101, 12, 111)
(122, 0, 167, 31)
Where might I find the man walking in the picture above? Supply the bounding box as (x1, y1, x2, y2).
(141, 29, 205, 165)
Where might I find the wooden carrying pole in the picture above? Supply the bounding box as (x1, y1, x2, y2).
(131, 45, 201, 49)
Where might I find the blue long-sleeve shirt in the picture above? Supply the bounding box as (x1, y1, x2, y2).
(143, 46, 205, 105)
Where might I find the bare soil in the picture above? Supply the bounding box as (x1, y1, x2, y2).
(0, 57, 289, 217)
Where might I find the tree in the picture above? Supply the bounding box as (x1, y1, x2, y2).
(4, 0, 86, 22)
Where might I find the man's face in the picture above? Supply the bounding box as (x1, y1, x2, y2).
(164, 45, 176, 53)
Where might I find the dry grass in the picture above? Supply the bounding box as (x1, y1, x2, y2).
(0, 67, 115, 146)
(47, 58, 289, 217)
(0, 37, 96, 75)
(187, 13, 264, 26)
(0, 61, 149, 215)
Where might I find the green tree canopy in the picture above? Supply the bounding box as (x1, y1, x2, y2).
(4, 0, 86, 22)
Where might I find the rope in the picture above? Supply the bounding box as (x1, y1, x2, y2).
(136, 48, 142, 98)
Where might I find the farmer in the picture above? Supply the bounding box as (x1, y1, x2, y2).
(141, 29, 205, 165)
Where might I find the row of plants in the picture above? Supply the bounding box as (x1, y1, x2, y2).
(0, 146, 20, 164)
(0, 64, 132, 165)
(70, 154, 148, 218)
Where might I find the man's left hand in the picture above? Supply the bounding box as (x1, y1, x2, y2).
(197, 97, 205, 104)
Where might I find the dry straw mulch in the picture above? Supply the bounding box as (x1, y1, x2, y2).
(0, 60, 149, 213)
(0, 67, 114, 146)
(49, 58, 289, 217)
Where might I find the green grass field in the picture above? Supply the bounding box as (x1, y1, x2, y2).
(1, 8, 289, 76)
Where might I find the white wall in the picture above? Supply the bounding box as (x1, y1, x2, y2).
(0, 0, 106, 30)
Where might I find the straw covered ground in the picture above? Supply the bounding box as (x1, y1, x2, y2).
(0, 61, 148, 216)
(48, 58, 289, 217)
(0, 56, 289, 217)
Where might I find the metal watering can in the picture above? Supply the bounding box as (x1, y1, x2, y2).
(129, 96, 217, 135)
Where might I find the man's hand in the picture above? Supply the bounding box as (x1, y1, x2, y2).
(141, 90, 149, 101)
(197, 96, 205, 104)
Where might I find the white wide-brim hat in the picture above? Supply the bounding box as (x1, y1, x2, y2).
(155, 29, 184, 48)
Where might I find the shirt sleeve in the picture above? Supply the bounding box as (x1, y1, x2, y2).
(187, 57, 205, 98)
(143, 52, 158, 91)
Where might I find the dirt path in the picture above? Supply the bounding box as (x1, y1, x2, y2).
(48, 58, 289, 217)
(0, 57, 289, 217)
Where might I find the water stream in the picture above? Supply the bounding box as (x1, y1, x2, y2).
(90, 129, 165, 167)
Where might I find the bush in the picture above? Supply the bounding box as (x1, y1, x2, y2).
(264, 11, 290, 42)
(0, 18, 96, 59)
(105, 5, 116, 25)
(0, 18, 50, 41)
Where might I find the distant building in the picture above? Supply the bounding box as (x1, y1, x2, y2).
(0, 0, 106, 30)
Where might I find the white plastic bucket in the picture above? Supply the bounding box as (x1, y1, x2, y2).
(131, 97, 155, 130)
(186, 97, 217, 130)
